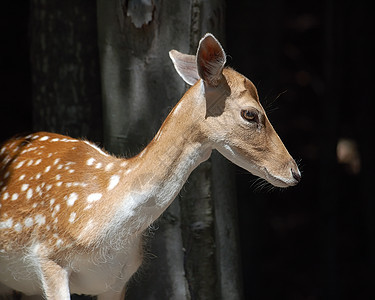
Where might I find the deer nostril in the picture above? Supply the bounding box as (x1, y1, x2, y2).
(291, 169, 301, 183)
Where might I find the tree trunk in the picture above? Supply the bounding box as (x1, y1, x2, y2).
(97, 0, 242, 299)
(30, 0, 102, 142)
(30, 0, 242, 298)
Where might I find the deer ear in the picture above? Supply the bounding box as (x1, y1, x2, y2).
(169, 50, 200, 86)
(196, 33, 226, 87)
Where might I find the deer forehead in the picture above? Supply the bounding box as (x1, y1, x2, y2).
(223, 69, 260, 107)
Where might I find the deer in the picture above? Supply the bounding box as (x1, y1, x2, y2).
(0, 33, 301, 299)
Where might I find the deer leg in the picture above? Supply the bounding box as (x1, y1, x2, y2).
(37, 259, 70, 300)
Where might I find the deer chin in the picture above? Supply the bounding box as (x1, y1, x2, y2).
(261, 169, 297, 188)
(246, 166, 297, 188)
(217, 144, 297, 188)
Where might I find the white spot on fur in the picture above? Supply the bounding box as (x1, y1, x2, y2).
(21, 184, 29, 192)
(56, 239, 63, 247)
(35, 214, 46, 226)
(105, 162, 114, 171)
(56, 174, 61, 180)
(69, 212, 76, 223)
(87, 193, 102, 203)
(24, 217, 33, 227)
(12, 146, 20, 153)
(45, 166, 51, 173)
(0, 218, 13, 229)
(125, 168, 133, 175)
(108, 175, 120, 191)
(14, 223, 22, 232)
(66, 193, 78, 206)
(15, 160, 25, 169)
(2, 192, 9, 200)
(60, 138, 78, 143)
(95, 162, 102, 169)
(35, 159, 42, 165)
(19, 174, 26, 180)
(11, 193, 19, 201)
(55, 204, 60, 212)
(26, 188, 33, 200)
(39, 136, 49, 141)
(86, 158, 95, 166)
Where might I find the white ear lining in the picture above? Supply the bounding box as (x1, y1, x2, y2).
(169, 50, 200, 86)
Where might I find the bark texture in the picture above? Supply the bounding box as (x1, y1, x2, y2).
(97, 0, 242, 299)
(30, 0, 242, 298)
(30, 0, 102, 141)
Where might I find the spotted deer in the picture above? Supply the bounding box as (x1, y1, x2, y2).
(0, 33, 300, 299)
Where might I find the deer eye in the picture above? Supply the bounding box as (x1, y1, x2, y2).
(241, 109, 259, 123)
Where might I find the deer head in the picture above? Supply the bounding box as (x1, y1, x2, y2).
(170, 33, 301, 187)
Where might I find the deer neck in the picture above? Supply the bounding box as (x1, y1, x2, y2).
(108, 83, 210, 238)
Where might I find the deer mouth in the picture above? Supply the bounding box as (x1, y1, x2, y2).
(263, 167, 300, 188)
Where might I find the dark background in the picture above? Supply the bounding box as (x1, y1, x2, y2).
(1, 1, 374, 299)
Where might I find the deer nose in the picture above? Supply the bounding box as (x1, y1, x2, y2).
(291, 168, 301, 183)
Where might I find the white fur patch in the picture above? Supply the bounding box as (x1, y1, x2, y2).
(0, 218, 13, 229)
(26, 188, 33, 200)
(24, 217, 33, 227)
(66, 193, 78, 206)
(108, 175, 120, 191)
(86, 158, 95, 166)
(35, 214, 46, 226)
(87, 193, 102, 203)
(69, 212, 77, 223)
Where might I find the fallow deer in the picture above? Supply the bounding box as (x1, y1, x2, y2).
(0, 33, 300, 299)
